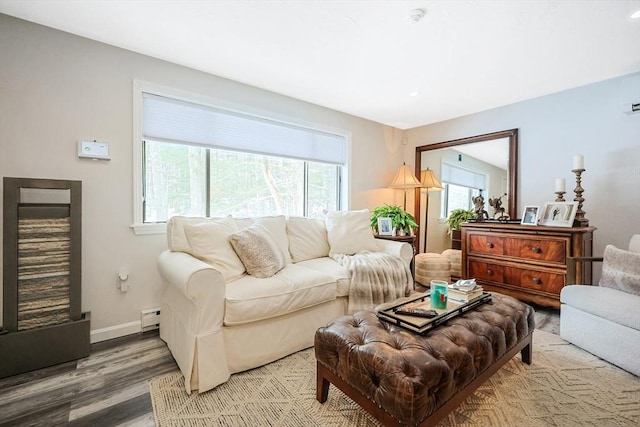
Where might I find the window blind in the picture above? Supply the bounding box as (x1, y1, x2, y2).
(142, 93, 346, 165)
(441, 163, 485, 189)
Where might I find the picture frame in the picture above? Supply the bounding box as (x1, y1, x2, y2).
(377, 217, 393, 236)
(520, 206, 540, 226)
(540, 201, 578, 227)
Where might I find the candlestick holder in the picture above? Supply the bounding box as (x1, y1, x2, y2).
(572, 168, 588, 226)
(554, 191, 565, 202)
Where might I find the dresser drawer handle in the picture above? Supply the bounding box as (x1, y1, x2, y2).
(487, 269, 493, 275)
(530, 246, 541, 253)
(486, 242, 494, 248)
(532, 277, 541, 284)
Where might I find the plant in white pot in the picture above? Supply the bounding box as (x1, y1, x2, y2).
(370, 205, 419, 236)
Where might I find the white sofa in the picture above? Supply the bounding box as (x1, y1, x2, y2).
(560, 235, 640, 376)
(157, 212, 413, 393)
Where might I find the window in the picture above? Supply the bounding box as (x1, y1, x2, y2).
(133, 82, 347, 233)
(440, 163, 485, 218)
(143, 141, 339, 222)
(440, 183, 480, 217)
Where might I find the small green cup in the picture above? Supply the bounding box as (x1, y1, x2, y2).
(430, 280, 449, 310)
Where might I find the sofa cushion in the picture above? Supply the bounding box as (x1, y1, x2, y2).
(235, 216, 292, 264)
(325, 209, 378, 256)
(229, 224, 286, 278)
(560, 285, 640, 330)
(286, 217, 330, 262)
(183, 217, 246, 282)
(224, 264, 338, 325)
(599, 245, 640, 296)
(295, 257, 351, 297)
(167, 215, 224, 253)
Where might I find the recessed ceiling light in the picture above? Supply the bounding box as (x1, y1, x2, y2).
(409, 91, 419, 97)
(631, 10, 640, 19)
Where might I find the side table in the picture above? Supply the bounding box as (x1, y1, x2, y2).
(374, 234, 416, 281)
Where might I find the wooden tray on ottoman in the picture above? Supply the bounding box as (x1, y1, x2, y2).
(314, 293, 535, 427)
(377, 292, 492, 334)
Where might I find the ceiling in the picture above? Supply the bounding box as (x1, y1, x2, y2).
(1, 0, 639, 130)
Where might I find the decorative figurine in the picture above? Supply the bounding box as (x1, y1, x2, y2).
(489, 193, 508, 219)
(472, 190, 489, 221)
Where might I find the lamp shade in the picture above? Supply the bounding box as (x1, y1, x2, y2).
(420, 169, 444, 192)
(389, 163, 422, 189)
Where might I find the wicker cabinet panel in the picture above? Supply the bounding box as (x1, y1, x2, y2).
(461, 223, 595, 308)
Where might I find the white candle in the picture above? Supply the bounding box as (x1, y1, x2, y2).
(555, 178, 565, 192)
(573, 154, 584, 170)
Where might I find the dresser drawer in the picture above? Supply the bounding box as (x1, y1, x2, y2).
(505, 266, 565, 294)
(468, 234, 504, 256)
(505, 238, 566, 263)
(468, 260, 504, 282)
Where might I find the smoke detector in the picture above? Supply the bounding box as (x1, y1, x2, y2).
(407, 9, 426, 23)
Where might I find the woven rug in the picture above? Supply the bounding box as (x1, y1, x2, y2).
(150, 330, 639, 426)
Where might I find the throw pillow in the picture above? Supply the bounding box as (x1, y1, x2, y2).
(253, 216, 292, 264)
(229, 224, 286, 278)
(183, 216, 246, 282)
(286, 216, 330, 262)
(599, 244, 640, 296)
(325, 209, 379, 256)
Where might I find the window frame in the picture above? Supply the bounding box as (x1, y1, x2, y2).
(131, 80, 350, 235)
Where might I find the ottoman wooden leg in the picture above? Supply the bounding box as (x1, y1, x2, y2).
(521, 339, 533, 365)
(316, 362, 330, 403)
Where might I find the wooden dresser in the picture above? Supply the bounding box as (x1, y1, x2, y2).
(461, 222, 596, 308)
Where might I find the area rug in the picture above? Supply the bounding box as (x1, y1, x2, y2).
(150, 330, 639, 426)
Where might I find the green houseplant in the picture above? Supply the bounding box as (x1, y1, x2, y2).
(370, 204, 418, 236)
(445, 208, 475, 235)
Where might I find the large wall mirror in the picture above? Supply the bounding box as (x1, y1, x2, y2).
(414, 128, 518, 253)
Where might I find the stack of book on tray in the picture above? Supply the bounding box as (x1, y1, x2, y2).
(448, 279, 484, 303)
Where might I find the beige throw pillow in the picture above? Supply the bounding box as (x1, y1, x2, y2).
(253, 216, 292, 264)
(287, 216, 330, 262)
(183, 217, 246, 282)
(229, 224, 286, 278)
(599, 244, 640, 296)
(325, 209, 378, 256)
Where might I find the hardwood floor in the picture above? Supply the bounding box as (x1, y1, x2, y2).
(0, 330, 177, 427)
(0, 305, 560, 426)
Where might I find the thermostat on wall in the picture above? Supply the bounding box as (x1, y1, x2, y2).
(78, 140, 111, 160)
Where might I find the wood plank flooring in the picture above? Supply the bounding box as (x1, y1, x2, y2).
(0, 305, 560, 426)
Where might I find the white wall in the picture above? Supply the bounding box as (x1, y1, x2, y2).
(405, 72, 640, 278)
(0, 15, 406, 340)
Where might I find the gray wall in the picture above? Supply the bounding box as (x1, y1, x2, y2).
(406, 72, 640, 279)
(0, 14, 407, 339)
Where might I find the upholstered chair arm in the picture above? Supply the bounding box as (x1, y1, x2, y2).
(157, 250, 226, 331)
(566, 256, 603, 285)
(374, 239, 413, 267)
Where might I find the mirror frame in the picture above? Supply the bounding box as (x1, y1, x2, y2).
(413, 128, 519, 251)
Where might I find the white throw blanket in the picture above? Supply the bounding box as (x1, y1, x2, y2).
(331, 251, 413, 314)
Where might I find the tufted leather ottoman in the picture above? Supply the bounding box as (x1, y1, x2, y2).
(314, 292, 535, 427)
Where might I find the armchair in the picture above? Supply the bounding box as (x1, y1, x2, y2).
(560, 235, 640, 376)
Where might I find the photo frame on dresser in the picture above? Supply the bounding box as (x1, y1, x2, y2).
(540, 201, 578, 227)
(520, 206, 539, 225)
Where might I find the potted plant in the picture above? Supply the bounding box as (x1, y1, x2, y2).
(446, 208, 475, 249)
(370, 204, 419, 236)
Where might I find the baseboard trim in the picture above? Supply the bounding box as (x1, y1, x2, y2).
(90, 320, 141, 343)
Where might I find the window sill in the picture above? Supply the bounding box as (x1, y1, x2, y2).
(131, 223, 166, 235)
